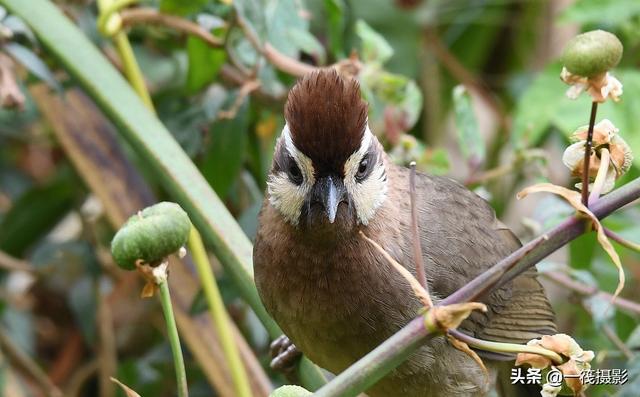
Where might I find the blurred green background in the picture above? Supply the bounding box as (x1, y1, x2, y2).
(0, 0, 639, 396)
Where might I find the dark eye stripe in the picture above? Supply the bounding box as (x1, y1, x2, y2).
(273, 142, 304, 185)
(287, 158, 303, 185)
(355, 149, 378, 183)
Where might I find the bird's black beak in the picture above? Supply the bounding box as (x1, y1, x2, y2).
(311, 176, 347, 223)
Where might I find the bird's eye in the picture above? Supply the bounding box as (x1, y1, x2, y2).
(356, 156, 369, 181)
(287, 161, 303, 185)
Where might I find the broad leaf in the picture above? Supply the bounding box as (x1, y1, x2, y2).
(201, 98, 250, 198)
(452, 85, 485, 165)
(186, 36, 226, 93)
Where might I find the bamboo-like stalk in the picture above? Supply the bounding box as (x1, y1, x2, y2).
(188, 227, 253, 397)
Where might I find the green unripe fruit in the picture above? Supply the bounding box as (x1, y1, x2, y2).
(111, 202, 191, 270)
(562, 30, 622, 77)
(269, 385, 313, 397)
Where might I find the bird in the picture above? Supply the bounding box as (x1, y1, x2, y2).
(253, 69, 556, 397)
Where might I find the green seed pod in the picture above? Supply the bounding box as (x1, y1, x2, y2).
(111, 202, 191, 270)
(562, 30, 623, 77)
(269, 385, 312, 397)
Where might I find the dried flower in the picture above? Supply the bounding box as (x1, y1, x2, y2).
(562, 119, 632, 193)
(516, 333, 595, 395)
(560, 68, 623, 103)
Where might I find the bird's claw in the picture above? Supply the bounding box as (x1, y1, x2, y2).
(270, 335, 302, 373)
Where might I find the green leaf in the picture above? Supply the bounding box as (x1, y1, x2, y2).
(186, 36, 226, 93)
(324, 0, 345, 57)
(263, 0, 323, 62)
(360, 65, 423, 133)
(560, 0, 640, 25)
(627, 324, 640, 350)
(583, 294, 614, 327)
(159, 0, 208, 16)
(355, 19, 393, 64)
(288, 27, 326, 62)
(616, 356, 640, 396)
(422, 148, 450, 176)
(452, 85, 485, 165)
(201, 98, 249, 198)
(0, 177, 75, 256)
(234, 0, 266, 44)
(4, 42, 59, 90)
(511, 62, 565, 148)
(3, 15, 36, 43)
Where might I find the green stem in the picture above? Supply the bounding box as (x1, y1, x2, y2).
(449, 330, 564, 364)
(96, 0, 139, 35)
(112, 31, 155, 111)
(188, 226, 253, 397)
(97, 0, 154, 111)
(158, 277, 189, 397)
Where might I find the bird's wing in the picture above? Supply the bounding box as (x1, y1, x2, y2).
(408, 172, 556, 344)
(476, 221, 557, 344)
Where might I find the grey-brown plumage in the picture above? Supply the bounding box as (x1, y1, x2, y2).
(254, 70, 556, 397)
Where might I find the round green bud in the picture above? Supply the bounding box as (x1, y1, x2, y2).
(562, 30, 623, 77)
(269, 385, 313, 397)
(111, 202, 191, 270)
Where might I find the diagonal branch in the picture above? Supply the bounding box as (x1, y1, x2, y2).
(314, 176, 640, 397)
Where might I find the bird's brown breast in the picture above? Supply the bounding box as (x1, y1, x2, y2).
(253, 192, 420, 372)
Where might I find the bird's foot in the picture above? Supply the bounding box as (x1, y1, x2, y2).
(270, 334, 302, 373)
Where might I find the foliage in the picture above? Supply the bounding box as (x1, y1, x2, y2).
(0, 0, 639, 396)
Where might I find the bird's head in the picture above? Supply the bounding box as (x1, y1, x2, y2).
(267, 69, 388, 230)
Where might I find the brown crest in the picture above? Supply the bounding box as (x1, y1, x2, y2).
(285, 69, 368, 176)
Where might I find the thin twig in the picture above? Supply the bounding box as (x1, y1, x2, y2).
(409, 162, 429, 297)
(217, 79, 261, 120)
(423, 29, 506, 128)
(0, 250, 33, 273)
(604, 228, 640, 253)
(0, 327, 63, 397)
(580, 301, 636, 360)
(581, 101, 599, 206)
(120, 8, 224, 47)
(0, 52, 25, 109)
(602, 324, 635, 360)
(541, 270, 640, 315)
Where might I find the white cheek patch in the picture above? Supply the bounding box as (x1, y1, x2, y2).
(344, 126, 388, 225)
(267, 125, 315, 225)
